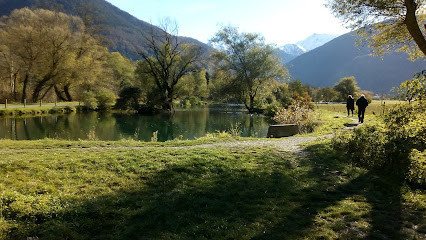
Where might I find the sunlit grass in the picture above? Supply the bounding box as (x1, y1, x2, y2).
(0, 138, 424, 239)
(315, 100, 403, 116)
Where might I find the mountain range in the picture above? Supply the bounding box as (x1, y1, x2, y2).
(0, 0, 424, 93)
(286, 32, 425, 93)
(277, 33, 340, 63)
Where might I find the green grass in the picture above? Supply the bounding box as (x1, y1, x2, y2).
(0, 106, 77, 117)
(0, 138, 424, 239)
(315, 100, 403, 116)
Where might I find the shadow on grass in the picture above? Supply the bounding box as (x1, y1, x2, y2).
(20, 143, 411, 240)
(255, 142, 405, 239)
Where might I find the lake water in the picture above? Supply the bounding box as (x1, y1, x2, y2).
(0, 107, 273, 141)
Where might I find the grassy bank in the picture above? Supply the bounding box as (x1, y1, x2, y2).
(0, 137, 424, 239)
(0, 105, 78, 117)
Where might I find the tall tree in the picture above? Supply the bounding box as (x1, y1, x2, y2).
(0, 8, 112, 102)
(210, 26, 288, 113)
(136, 20, 203, 111)
(327, 0, 426, 59)
(333, 76, 360, 101)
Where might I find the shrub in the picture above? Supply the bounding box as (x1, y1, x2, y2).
(408, 150, 426, 186)
(332, 101, 426, 186)
(95, 90, 116, 110)
(188, 96, 201, 106)
(263, 101, 282, 117)
(332, 123, 389, 168)
(273, 98, 315, 133)
(81, 91, 98, 110)
(115, 87, 141, 110)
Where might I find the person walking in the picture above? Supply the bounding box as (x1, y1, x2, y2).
(356, 94, 369, 123)
(346, 95, 355, 117)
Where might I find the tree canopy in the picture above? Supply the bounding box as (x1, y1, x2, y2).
(136, 20, 203, 111)
(333, 76, 360, 101)
(210, 26, 288, 113)
(0, 8, 127, 103)
(327, 0, 426, 59)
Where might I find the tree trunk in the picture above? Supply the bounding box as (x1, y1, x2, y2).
(54, 85, 67, 101)
(248, 95, 255, 113)
(165, 87, 174, 112)
(405, 0, 426, 56)
(64, 85, 73, 101)
(21, 74, 29, 103)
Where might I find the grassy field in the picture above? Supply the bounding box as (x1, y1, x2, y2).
(315, 100, 403, 116)
(0, 107, 424, 239)
(0, 136, 424, 239)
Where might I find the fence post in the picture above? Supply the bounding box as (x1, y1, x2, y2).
(24, 99, 26, 108)
(5, 99, 7, 109)
(40, 99, 42, 107)
(55, 99, 57, 107)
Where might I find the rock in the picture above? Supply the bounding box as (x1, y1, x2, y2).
(267, 124, 299, 138)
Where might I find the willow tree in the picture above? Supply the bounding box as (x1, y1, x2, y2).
(0, 8, 110, 103)
(327, 0, 426, 59)
(210, 26, 288, 113)
(136, 21, 203, 111)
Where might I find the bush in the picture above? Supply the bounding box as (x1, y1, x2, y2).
(332, 124, 389, 168)
(115, 87, 141, 110)
(332, 101, 426, 185)
(81, 91, 98, 110)
(95, 90, 116, 110)
(263, 101, 282, 117)
(273, 99, 315, 133)
(408, 150, 426, 186)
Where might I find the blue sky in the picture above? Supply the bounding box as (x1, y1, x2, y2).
(105, 0, 349, 45)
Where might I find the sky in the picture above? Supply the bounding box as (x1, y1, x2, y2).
(104, 0, 349, 45)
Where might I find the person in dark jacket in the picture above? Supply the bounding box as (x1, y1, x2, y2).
(356, 94, 369, 123)
(346, 95, 355, 117)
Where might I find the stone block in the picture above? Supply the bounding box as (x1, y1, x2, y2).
(267, 124, 299, 138)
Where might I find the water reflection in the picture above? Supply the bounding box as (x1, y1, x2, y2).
(0, 108, 273, 141)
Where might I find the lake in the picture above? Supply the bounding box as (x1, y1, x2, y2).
(0, 107, 274, 141)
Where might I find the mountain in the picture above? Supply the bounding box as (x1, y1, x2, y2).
(0, 0, 212, 61)
(280, 44, 306, 56)
(297, 33, 340, 52)
(276, 44, 306, 63)
(277, 34, 339, 63)
(286, 32, 425, 93)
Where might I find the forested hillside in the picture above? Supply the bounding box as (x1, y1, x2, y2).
(0, 0, 212, 61)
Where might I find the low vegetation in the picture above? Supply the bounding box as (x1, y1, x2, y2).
(0, 136, 424, 239)
(0, 106, 77, 117)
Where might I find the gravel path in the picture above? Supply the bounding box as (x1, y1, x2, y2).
(180, 136, 321, 153)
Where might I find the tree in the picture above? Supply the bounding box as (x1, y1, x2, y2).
(395, 70, 426, 101)
(210, 26, 288, 113)
(136, 20, 203, 111)
(317, 87, 338, 102)
(175, 69, 209, 100)
(0, 8, 111, 103)
(288, 79, 307, 97)
(333, 76, 360, 101)
(326, 0, 426, 59)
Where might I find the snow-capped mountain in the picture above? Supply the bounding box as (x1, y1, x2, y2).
(297, 33, 340, 52)
(277, 33, 340, 63)
(279, 44, 306, 56)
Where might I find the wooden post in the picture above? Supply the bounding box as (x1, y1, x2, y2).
(55, 99, 57, 107)
(24, 99, 26, 108)
(5, 99, 7, 109)
(40, 99, 42, 107)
